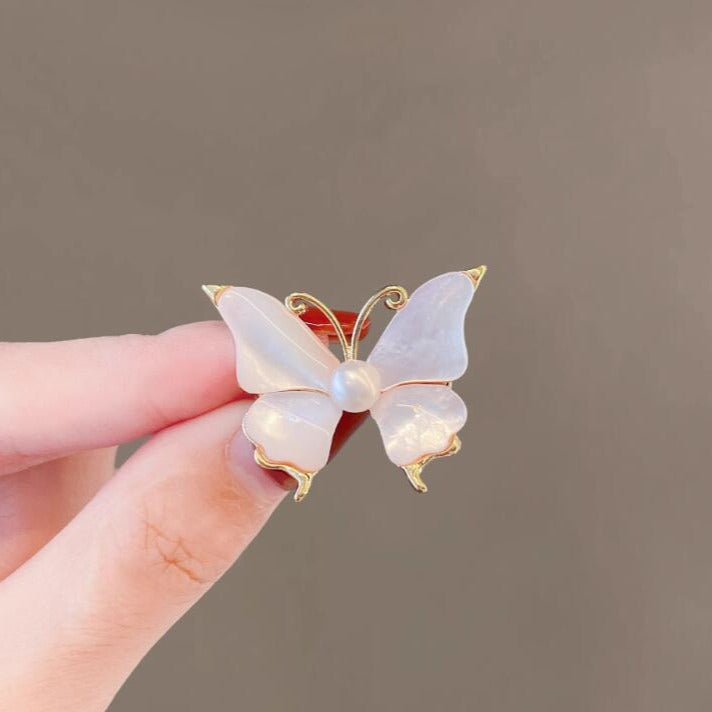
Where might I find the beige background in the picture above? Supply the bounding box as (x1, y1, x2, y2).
(2, 2, 712, 710)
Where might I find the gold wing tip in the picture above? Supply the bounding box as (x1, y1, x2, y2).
(253, 446, 315, 503)
(402, 464, 429, 493)
(401, 435, 462, 493)
(292, 475, 313, 502)
(449, 435, 463, 456)
(464, 265, 488, 284)
(201, 284, 230, 305)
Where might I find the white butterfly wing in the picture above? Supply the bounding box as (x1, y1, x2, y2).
(216, 286, 339, 393)
(243, 391, 342, 473)
(370, 384, 467, 467)
(366, 272, 475, 389)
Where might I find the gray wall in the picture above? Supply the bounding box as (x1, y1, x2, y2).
(2, 1, 711, 710)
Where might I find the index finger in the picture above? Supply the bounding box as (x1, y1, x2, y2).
(0, 322, 241, 474)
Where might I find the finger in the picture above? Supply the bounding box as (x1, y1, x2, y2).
(0, 307, 366, 477)
(0, 447, 116, 580)
(0, 401, 287, 711)
(0, 322, 242, 474)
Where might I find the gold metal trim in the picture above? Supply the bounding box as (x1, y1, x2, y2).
(202, 284, 231, 305)
(285, 285, 409, 361)
(379, 379, 452, 393)
(253, 445, 315, 502)
(285, 292, 351, 360)
(350, 285, 408, 360)
(464, 265, 487, 291)
(400, 435, 462, 493)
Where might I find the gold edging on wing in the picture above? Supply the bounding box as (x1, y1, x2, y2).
(463, 265, 487, 289)
(378, 379, 452, 393)
(400, 435, 462, 494)
(253, 445, 316, 503)
(201, 284, 232, 305)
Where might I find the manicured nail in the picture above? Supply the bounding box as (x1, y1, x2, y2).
(226, 430, 290, 501)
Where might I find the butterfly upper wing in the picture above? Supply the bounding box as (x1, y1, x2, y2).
(370, 384, 467, 467)
(215, 286, 339, 393)
(366, 272, 476, 389)
(212, 286, 342, 500)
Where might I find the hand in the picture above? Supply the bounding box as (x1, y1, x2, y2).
(0, 321, 363, 711)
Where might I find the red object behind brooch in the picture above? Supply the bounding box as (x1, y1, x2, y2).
(298, 308, 370, 342)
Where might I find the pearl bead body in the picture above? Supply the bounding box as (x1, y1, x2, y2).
(328, 360, 382, 413)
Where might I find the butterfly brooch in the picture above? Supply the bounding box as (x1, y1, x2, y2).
(203, 266, 487, 501)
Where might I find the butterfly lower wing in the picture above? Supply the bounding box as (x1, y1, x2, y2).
(210, 286, 339, 394)
(370, 384, 467, 493)
(243, 391, 342, 501)
(366, 271, 480, 390)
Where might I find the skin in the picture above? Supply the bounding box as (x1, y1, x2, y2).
(0, 320, 364, 711)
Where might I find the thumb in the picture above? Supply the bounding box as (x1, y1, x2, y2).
(0, 400, 286, 712)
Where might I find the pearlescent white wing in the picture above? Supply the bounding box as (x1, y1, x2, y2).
(367, 272, 475, 389)
(243, 391, 342, 473)
(216, 287, 339, 394)
(370, 384, 467, 466)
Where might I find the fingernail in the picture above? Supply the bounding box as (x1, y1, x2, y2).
(226, 431, 290, 501)
(226, 404, 366, 504)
